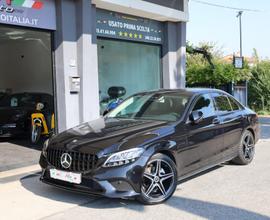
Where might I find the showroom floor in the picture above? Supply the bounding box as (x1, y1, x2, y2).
(0, 138, 42, 172)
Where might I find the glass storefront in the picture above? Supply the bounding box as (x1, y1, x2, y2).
(98, 39, 161, 113)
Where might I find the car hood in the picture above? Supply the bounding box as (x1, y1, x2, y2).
(49, 117, 175, 156)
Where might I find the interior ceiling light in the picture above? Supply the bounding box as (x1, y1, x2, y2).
(25, 38, 50, 51)
(9, 36, 23, 40)
(6, 31, 26, 36)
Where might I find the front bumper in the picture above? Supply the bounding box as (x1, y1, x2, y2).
(39, 153, 149, 199)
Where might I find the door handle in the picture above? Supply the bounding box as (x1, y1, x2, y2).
(212, 118, 220, 125)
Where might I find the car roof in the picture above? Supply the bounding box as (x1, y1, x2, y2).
(135, 88, 228, 96)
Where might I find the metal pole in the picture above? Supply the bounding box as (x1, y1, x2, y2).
(239, 12, 243, 57)
(236, 11, 248, 106)
(237, 11, 248, 106)
(237, 11, 243, 56)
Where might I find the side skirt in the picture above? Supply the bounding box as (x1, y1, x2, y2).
(177, 152, 238, 184)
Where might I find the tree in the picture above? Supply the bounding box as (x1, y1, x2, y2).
(248, 59, 270, 112)
(186, 42, 251, 87)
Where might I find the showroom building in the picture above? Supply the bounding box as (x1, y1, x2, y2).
(0, 0, 189, 132)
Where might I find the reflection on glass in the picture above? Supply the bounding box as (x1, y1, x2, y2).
(97, 39, 161, 114)
(107, 93, 191, 122)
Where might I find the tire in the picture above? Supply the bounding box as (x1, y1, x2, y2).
(138, 153, 177, 205)
(231, 130, 255, 165)
(31, 125, 42, 144)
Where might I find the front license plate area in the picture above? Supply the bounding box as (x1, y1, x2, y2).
(49, 169, 81, 184)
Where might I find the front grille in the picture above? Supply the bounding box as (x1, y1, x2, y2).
(47, 148, 98, 172)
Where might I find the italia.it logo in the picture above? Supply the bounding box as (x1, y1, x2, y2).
(6, 0, 44, 10)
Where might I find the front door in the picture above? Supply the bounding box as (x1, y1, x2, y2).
(179, 94, 223, 175)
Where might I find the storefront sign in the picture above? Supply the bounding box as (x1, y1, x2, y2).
(0, 0, 56, 30)
(96, 9, 164, 44)
(142, 0, 184, 11)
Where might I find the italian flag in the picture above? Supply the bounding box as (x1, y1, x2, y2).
(12, 0, 44, 9)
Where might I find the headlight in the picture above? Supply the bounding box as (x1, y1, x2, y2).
(103, 148, 145, 168)
(42, 139, 50, 157)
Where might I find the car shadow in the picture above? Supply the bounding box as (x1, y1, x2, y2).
(20, 168, 270, 219)
(165, 196, 270, 220)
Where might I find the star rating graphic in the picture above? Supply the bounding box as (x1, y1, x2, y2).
(118, 32, 143, 40)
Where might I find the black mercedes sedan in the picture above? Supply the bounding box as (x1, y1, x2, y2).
(39, 89, 259, 204)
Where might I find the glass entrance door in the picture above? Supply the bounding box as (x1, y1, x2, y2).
(98, 39, 161, 113)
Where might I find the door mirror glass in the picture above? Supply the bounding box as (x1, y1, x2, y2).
(189, 110, 203, 124)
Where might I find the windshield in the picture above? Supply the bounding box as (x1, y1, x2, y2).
(106, 92, 191, 122)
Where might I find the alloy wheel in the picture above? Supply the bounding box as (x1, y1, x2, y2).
(141, 159, 175, 202)
(242, 133, 255, 160)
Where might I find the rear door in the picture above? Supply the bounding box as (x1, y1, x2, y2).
(212, 93, 244, 157)
(180, 93, 223, 175)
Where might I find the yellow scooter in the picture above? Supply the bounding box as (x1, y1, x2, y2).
(30, 102, 55, 144)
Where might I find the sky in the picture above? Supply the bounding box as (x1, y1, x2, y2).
(187, 0, 270, 59)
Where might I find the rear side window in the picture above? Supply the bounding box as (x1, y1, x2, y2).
(192, 94, 215, 118)
(213, 94, 232, 113)
(228, 96, 241, 111)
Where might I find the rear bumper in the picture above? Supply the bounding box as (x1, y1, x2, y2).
(39, 153, 148, 199)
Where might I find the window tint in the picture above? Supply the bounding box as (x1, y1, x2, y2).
(214, 94, 232, 113)
(228, 96, 241, 111)
(192, 94, 215, 118)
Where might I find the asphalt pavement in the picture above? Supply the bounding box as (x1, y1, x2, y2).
(0, 138, 41, 172)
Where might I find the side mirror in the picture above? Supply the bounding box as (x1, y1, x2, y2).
(189, 111, 203, 124)
(103, 109, 109, 116)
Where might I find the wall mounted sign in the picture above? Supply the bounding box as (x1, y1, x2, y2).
(96, 9, 164, 44)
(0, 0, 56, 30)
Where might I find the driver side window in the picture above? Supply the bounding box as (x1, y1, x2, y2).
(192, 94, 215, 119)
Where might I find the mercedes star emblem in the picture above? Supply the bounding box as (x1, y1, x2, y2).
(60, 153, 72, 169)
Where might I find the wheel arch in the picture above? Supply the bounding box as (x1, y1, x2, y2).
(144, 140, 178, 170)
(157, 150, 177, 166)
(246, 127, 255, 140)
